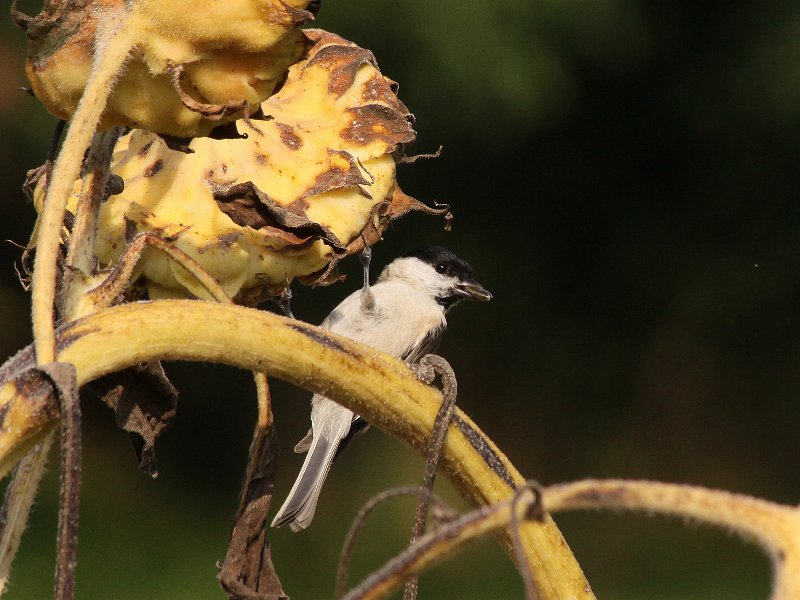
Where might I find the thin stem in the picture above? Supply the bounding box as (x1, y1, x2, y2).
(0, 434, 55, 595)
(403, 355, 457, 600)
(344, 487, 542, 600)
(233, 371, 273, 521)
(84, 233, 231, 314)
(30, 8, 134, 364)
(337, 487, 456, 599)
(39, 363, 80, 600)
(219, 372, 284, 598)
(60, 127, 123, 317)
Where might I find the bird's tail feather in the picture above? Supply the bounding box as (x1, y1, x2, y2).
(271, 420, 348, 531)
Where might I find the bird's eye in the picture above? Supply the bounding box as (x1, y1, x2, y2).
(435, 263, 447, 274)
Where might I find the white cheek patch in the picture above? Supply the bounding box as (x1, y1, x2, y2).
(378, 257, 467, 302)
(428, 276, 457, 299)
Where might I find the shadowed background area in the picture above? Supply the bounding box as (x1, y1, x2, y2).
(2, 0, 799, 597)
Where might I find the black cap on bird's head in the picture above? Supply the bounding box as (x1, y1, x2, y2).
(402, 245, 493, 306)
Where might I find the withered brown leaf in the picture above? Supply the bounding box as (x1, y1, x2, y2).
(87, 361, 178, 477)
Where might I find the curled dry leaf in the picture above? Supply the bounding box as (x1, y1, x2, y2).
(85, 361, 178, 477)
(34, 31, 444, 302)
(20, 0, 315, 137)
(218, 422, 285, 600)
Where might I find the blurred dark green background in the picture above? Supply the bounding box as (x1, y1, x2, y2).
(3, 0, 800, 597)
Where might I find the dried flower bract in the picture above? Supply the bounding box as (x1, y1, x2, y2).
(21, 0, 315, 137)
(33, 31, 442, 302)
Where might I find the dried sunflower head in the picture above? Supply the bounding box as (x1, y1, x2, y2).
(18, 0, 316, 137)
(34, 30, 446, 303)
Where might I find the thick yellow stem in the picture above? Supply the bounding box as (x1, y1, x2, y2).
(0, 300, 593, 600)
(544, 479, 800, 600)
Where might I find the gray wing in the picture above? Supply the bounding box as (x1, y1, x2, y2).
(401, 321, 445, 364)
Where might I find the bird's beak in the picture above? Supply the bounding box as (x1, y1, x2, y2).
(455, 279, 493, 301)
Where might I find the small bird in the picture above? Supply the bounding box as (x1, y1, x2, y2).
(271, 245, 492, 531)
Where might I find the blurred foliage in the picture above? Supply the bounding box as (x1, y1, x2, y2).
(2, 0, 799, 597)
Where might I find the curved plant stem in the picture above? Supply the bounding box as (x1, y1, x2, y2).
(544, 479, 800, 600)
(0, 300, 594, 600)
(30, 7, 135, 365)
(403, 355, 458, 600)
(337, 487, 457, 599)
(42, 362, 80, 600)
(239, 370, 276, 512)
(343, 486, 542, 600)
